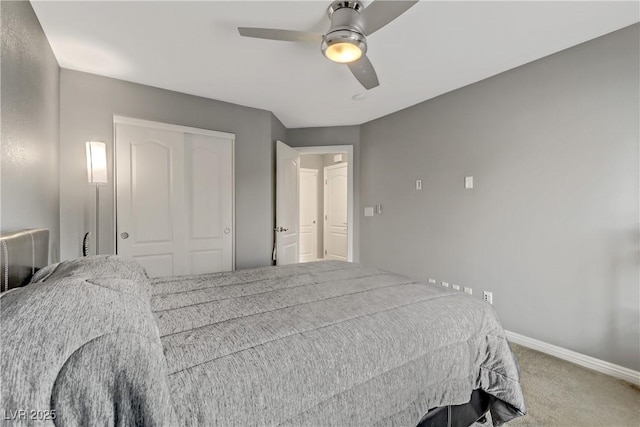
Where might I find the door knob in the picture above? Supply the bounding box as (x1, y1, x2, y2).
(120, 232, 129, 239)
(274, 227, 289, 232)
(224, 228, 231, 234)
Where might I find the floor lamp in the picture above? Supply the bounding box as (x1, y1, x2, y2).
(86, 141, 108, 255)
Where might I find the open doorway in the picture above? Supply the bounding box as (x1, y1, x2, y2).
(299, 152, 349, 262)
(274, 142, 353, 265)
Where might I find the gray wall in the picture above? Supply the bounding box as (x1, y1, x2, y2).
(1, 0, 60, 262)
(287, 126, 361, 262)
(323, 153, 347, 167)
(59, 69, 277, 269)
(360, 24, 639, 370)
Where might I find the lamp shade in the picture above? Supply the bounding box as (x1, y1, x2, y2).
(86, 141, 108, 184)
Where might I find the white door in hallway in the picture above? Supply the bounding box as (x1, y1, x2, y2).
(299, 168, 318, 262)
(275, 141, 300, 265)
(115, 120, 234, 277)
(324, 163, 348, 261)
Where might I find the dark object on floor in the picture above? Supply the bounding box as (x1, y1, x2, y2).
(417, 389, 491, 427)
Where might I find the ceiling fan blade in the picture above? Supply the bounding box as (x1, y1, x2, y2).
(347, 55, 380, 90)
(361, 1, 419, 36)
(238, 27, 323, 43)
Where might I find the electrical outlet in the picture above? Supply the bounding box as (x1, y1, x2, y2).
(464, 287, 472, 295)
(428, 278, 436, 284)
(483, 291, 493, 305)
(452, 284, 460, 291)
(441, 281, 449, 288)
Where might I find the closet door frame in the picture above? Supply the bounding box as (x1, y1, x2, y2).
(113, 115, 236, 271)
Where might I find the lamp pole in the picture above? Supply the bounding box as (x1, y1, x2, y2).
(86, 141, 108, 256)
(95, 184, 100, 255)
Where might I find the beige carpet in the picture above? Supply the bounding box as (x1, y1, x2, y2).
(490, 344, 640, 426)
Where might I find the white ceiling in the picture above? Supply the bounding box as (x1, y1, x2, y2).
(31, 1, 639, 128)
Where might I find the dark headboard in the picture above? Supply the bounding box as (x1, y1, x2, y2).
(0, 229, 49, 292)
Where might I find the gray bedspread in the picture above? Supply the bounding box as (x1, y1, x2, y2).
(1, 256, 177, 426)
(151, 261, 526, 426)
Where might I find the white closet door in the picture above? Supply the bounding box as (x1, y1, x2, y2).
(116, 124, 186, 277)
(184, 133, 233, 274)
(116, 121, 234, 277)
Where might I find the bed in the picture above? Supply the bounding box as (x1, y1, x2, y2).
(0, 229, 526, 426)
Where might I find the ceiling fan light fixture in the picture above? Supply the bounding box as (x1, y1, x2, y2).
(325, 41, 362, 63)
(237, 0, 418, 89)
(321, 29, 366, 64)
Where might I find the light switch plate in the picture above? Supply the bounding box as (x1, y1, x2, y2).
(416, 179, 422, 190)
(465, 176, 474, 189)
(364, 207, 374, 217)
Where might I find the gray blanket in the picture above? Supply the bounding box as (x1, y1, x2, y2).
(1, 256, 176, 426)
(1, 257, 524, 426)
(151, 261, 526, 426)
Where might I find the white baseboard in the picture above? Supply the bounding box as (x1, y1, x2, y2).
(505, 330, 640, 386)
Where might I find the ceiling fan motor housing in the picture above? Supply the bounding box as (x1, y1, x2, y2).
(322, 1, 367, 60)
(327, 1, 364, 32)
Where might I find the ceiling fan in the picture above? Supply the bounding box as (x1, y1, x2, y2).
(237, 1, 418, 90)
